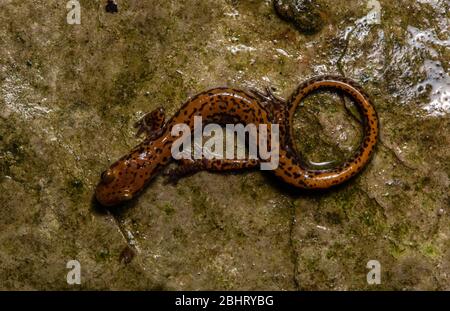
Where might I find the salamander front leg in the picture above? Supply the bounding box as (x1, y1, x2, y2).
(134, 107, 166, 139)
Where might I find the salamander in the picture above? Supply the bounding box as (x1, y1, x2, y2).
(95, 75, 378, 206)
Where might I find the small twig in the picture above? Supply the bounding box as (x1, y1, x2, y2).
(107, 209, 140, 254)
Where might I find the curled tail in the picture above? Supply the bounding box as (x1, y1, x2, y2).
(275, 75, 379, 189)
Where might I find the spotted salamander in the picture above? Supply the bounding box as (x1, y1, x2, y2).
(95, 75, 378, 206)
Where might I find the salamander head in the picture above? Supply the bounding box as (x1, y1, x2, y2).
(95, 154, 148, 206)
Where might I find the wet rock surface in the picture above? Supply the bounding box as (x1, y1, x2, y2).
(0, 0, 449, 290)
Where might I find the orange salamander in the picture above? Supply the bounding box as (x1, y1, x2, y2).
(95, 75, 378, 206)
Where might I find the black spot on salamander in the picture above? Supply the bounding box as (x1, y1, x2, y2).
(138, 146, 146, 153)
(188, 107, 199, 118)
(173, 110, 181, 119)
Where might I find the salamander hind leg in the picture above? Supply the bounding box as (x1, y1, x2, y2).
(165, 158, 260, 184)
(249, 86, 286, 107)
(165, 159, 205, 185)
(134, 107, 166, 139)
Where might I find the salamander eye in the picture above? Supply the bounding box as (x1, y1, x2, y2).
(101, 169, 115, 184)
